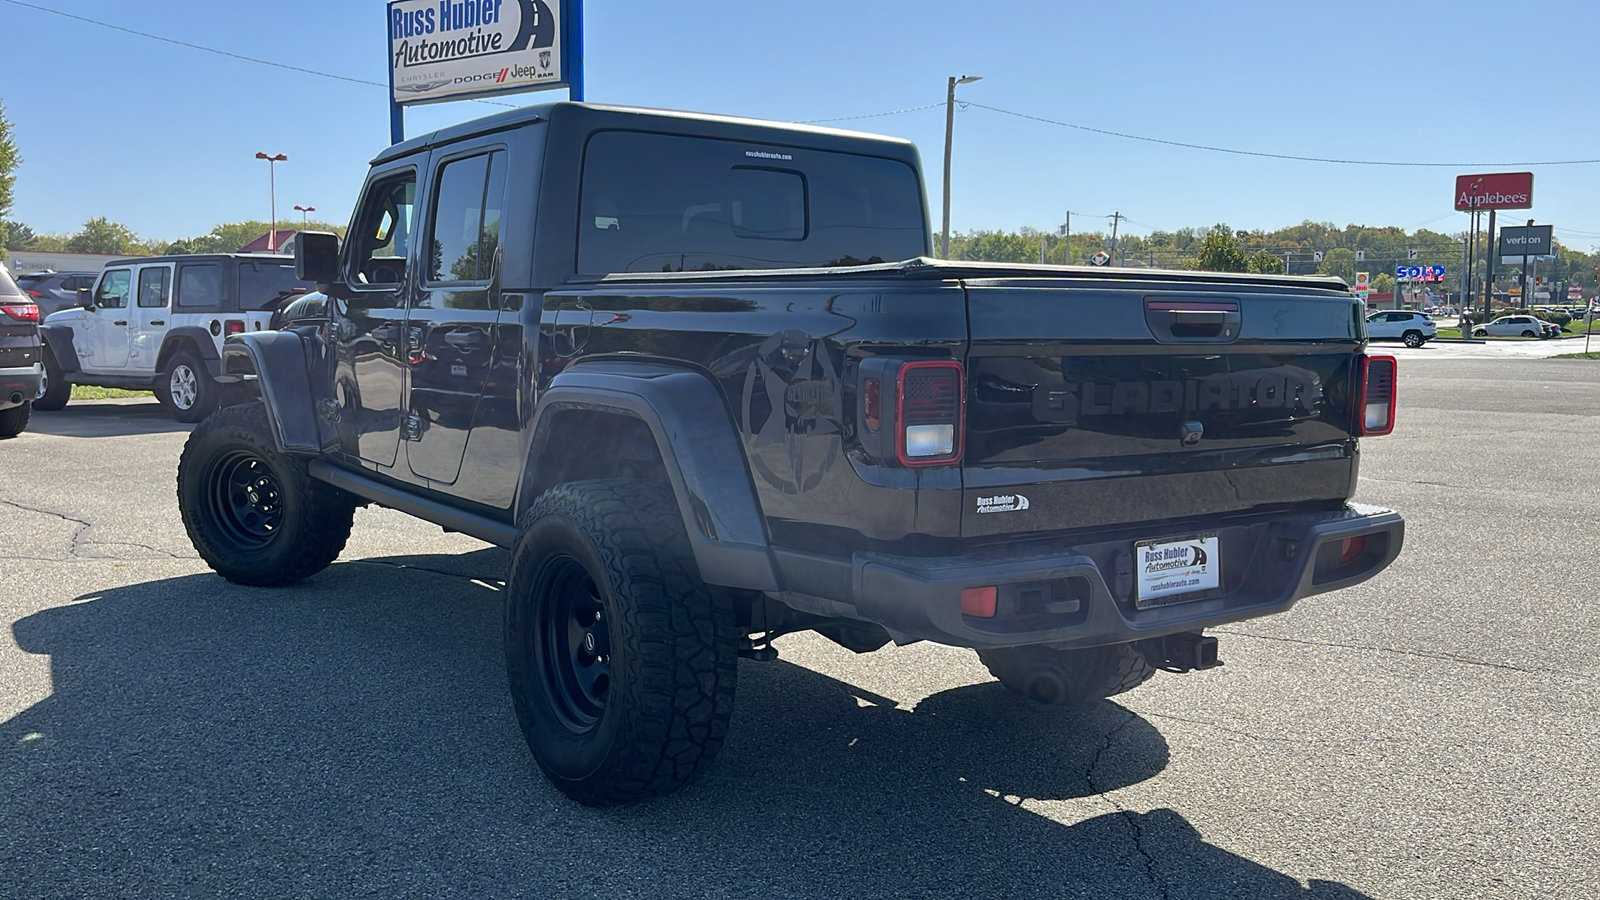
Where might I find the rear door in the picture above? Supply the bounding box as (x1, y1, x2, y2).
(961, 279, 1364, 538)
(405, 146, 507, 486)
(130, 264, 172, 372)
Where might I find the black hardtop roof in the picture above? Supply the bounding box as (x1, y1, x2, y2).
(589, 257, 1354, 295)
(372, 101, 921, 167)
(101, 252, 295, 268)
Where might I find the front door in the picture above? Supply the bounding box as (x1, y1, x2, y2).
(81, 267, 133, 371)
(130, 265, 172, 372)
(406, 148, 507, 486)
(336, 164, 420, 469)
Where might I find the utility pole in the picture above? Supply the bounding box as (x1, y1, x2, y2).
(1062, 211, 1071, 265)
(939, 75, 982, 259)
(1108, 212, 1126, 265)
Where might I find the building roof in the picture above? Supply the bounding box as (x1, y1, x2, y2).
(239, 230, 296, 253)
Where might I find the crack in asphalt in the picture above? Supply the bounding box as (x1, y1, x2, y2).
(1215, 629, 1598, 684)
(1086, 709, 1167, 900)
(348, 558, 505, 586)
(0, 497, 196, 561)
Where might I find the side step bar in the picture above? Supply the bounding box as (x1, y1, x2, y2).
(308, 460, 518, 548)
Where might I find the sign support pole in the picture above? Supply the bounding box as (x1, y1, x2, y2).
(1483, 209, 1497, 322)
(567, 0, 584, 101)
(387, 25, 404, 145)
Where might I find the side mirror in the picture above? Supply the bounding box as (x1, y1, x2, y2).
(77, 287, 94, 310)
(295, 231, 341, 285)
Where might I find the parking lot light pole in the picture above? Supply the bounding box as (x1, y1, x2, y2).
(940, 75, 982, 259)
(255, 152, 288, 251)
(293, 205, 315, 227)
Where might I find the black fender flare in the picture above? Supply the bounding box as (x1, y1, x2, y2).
(157, 327, 222, 376)
(219, 332, 330, 454)
(37, 325, 80, 375)
(524, 360, 779, 592)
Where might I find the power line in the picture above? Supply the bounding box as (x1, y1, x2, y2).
(800, 103, 943, 124)
(964, 102, 1600, 168)
(0, 0, 516, 107)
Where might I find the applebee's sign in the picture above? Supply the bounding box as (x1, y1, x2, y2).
(1454, 172, 1533, 211)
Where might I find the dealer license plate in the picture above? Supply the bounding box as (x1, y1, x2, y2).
(1134, 534, 1221, 609)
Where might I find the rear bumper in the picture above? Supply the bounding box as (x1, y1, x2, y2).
(0, 364, 42, 410)
(787, 502, 1403, 650)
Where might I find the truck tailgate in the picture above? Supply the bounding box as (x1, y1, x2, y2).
(961, 278, 1365, 538)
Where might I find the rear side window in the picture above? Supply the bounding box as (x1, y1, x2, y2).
(138, 268, 170, 308)
(426, 150, 507, 283)
(177, 264, 223, 308)
(577, 131, 927, 274)
(237, 261, 312, 310)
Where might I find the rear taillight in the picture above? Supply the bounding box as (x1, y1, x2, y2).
(1, 303, 40, 323)
(225, 319, 245, 336)
(897, 361, 963, 465)
(1357, 355, 1396, 436)
(25, 289, 44, 299)
(856, 357, 965, 467)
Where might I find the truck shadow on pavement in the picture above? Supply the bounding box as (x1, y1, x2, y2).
(26, 400, 190, 438)
(2, 551, 1371, 899)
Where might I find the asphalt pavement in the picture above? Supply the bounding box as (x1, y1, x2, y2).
(2, 361, 1597, 900)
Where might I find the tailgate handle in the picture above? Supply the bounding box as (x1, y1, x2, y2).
(1145, 300, 1240, 342)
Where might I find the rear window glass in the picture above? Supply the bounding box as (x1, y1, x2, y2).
(13, 274, 43, 291)
(238, 260, 313, 310)
(577, 131, 927, 275)
(177, 264, 223, 308)
(0, 269, 22, 298)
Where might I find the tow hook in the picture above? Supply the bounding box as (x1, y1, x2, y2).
(1156, 631, 1222, 673)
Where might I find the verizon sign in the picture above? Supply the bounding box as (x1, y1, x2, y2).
(1454, 172, 1534, 211)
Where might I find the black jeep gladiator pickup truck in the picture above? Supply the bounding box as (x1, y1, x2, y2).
(175, 102, 1403, 805)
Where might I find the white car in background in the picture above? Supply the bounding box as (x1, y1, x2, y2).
(1473, 315, 1548, 339)
(1365, 310, 1436, 347)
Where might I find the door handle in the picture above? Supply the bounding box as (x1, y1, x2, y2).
(370, 323, 403, 342)
(442, 329, 490, 351)
(113, 320, 128, 326)
(149, 319, 165, 326)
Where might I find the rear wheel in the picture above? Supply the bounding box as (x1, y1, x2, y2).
(505, 479, 739, 805)
(177, 402, 355, 586)
(978, 642, 1155, 708)
(33, 350, 70, 411)
(1402, 330, 1424, 348)
(0, 401, 30, 438)
(160, 351, 217, 423)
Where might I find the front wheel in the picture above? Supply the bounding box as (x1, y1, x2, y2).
(177, 402, 355, 586)
(505, 479, 739, 805)
(978, 642, 1156, 708)
(1402, 330, 1425, 348)
(1522, 329, 1537, 338)
(160, 351, 218, 423)
(33, 350, 70, 411)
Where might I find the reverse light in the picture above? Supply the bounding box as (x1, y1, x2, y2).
(1, 303, 40, 323)
(1357, 355, 1396, 436)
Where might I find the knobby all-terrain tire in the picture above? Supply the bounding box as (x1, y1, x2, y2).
(177, 401, 355, 586)
(160, 350, 219, 423)
(33, 349, 69, 411)
(0, 401, 30, 438)
(505, 479, 739, 806)
(978, 641, 1156, 708)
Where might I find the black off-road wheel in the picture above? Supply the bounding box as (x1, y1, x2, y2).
(505, 479, 739, 806)
(0, 401, 30, 438)
(978, 642, 1156, 708)
(33, 350, 69, 411)
(177, 402, 355, 586)
(160, 351, 218, 423)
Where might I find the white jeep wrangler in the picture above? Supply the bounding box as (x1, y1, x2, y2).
(36, 253, 310, 421)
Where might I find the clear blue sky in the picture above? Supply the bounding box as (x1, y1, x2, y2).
(5, 0, 1600, 251)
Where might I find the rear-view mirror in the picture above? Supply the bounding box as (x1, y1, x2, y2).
(76, 287, 93, 310)
(295, 231, 341, 285)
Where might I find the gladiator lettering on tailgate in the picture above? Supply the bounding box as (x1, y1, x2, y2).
(976, 494, 1030, 514)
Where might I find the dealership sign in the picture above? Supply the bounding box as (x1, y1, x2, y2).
(388, 0, 564, 106)
(1454, 172, 1534, 211)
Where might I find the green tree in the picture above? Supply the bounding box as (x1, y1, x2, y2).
(1246, 250, 1285, 274)
(1317, 247, 1358, 284)
(1193, 225, 1248, 273)
(66, 217, 141, 254)
(2, 218, 36, 251)
(0, 100, 20, 256)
